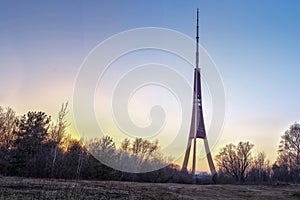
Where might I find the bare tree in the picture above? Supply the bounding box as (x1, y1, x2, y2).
(0, 107, 17, 175)
(276, 122, 300, 182)
(130, 138, 159, 163)
(120, 138, 130, 152)
(253, 152, 266, 170)
(248, 152, 272, 183)
(85, 136, 119, 180)
(87, 136, 117, 167)
(76, 139, 86, 180)
(119, 138, 162, 173)
(49, 102, 69, 177)
(0, 107, 17, 150)
(215, 141, 254, 182)
(49, 102, 69, 144)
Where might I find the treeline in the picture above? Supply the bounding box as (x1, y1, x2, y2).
(215, 123, 300, 184)
(0, 104, 192, 183)
(0, 104, 299, 184)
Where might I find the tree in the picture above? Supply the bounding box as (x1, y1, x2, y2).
(0, 107, 17, 150)
(11, 111, 51, 177)
(48, 102, 69, 177)
(120, 138, 130, 152)
(276, 122, 300, 182)
(215, 141, 254, 182)
(61, 139, 87, 179)
(88, 136, 116, 163)
(85, 136, 118, 180)
(130, 138, 159, 163)
(118, 138, 163, 175)
(248, 152, 272, 183)
(0, 107, 17, 175)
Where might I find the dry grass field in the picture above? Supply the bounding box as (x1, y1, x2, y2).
(0, 176, 299, 200)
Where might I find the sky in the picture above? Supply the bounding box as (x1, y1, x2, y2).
(0, 0, 300, 172)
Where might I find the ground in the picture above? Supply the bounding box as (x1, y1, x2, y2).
(0, 176, 299, 199)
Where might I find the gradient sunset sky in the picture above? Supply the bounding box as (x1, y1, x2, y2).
(1, 0, 300, 171)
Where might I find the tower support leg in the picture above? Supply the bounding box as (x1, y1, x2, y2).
(203, 137, 216, 175)
(182, 138, 193, 172)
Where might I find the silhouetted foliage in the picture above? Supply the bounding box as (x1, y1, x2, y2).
(215, 141, 254, 182)
(11, 111, 51, 177)
(247, 152, 272, 183)
(0, 104, 192, 183)
(0, 107, 17, 175)
(1, 105, 299, 185)
(274, 122, 300, 183)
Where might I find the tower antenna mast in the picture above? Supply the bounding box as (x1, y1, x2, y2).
(196, 8, 199, 69)
(181, 8, 216, 179)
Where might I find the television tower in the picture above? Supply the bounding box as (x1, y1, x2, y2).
(181, 8, 216, 177)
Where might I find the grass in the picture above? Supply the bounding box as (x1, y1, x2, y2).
(0, 176, 299, 199)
